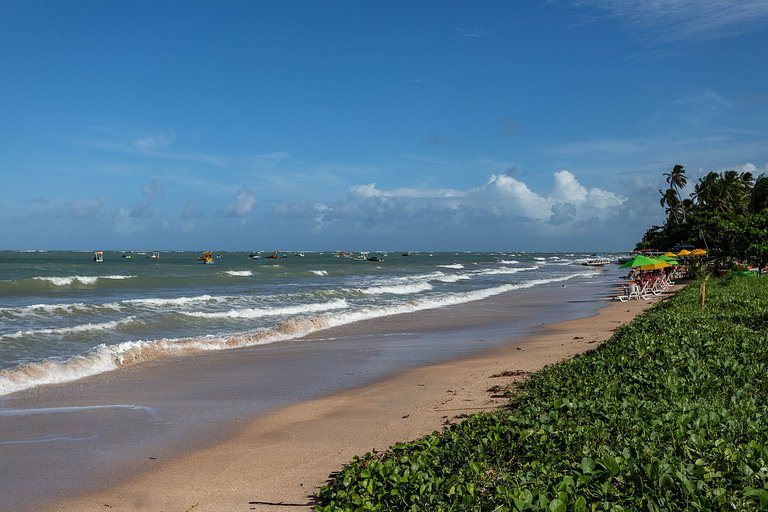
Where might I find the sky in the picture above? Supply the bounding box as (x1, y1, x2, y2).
(1, 0, 767, 252)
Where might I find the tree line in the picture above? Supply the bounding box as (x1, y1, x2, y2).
(639, 164, 768, 269)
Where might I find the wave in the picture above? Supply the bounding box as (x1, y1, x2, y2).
(499, 260, 520, 265)
(310, 270, 329, 276)
(32, 275, 136, 286)
(0, 271, 597, 396)
(3, 317, 138, 339)
(359, 282, 433, 295)
(124, 294, 222, 307)
(180, 299, 348, 319)
(474, 266, 538, 276)
(431, 274, 471, 283)
(224, 270, 252, 277)
(436, 264, 464, 269)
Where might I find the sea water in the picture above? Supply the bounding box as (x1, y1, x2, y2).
(0, 250, 615, 396)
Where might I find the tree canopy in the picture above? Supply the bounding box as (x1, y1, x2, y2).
(639, 165, 768, 269)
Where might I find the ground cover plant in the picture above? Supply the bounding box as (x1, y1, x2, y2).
(315, 276, 768, 511)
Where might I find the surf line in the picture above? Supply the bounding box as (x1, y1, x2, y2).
(0, 403, 159, 419)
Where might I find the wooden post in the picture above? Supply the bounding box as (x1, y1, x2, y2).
(700, 281, 706, 307)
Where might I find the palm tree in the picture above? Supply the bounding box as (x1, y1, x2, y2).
(693, 170, 755, 214)
(659, 188, 682, 223)
(751, 173, 768, 213)
(663, 164, 688, 221)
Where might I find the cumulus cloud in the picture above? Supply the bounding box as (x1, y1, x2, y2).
(275, 171, 627, 236)
(29, 197, 105, 220)
(222, 187, 257, 218)
(59, 197, 105, 219)
(113, 208, 139, 234)
(131, 178, 163, 218)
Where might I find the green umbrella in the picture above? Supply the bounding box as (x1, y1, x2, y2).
(656, 255, 679, 265)
(619, 254, 666, 269)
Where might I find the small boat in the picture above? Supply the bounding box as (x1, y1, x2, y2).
(402, 252, 412, 256)
(198, 251, 215, 264)
(267, 251, 286, 259)
(121, 253, 132, 259)
(366, 252, 384, 262)
(248, 252, 261, 259)
(581, 255, 611, 266)
(148, 251, 160, 259)
(93, 251, 104, 263)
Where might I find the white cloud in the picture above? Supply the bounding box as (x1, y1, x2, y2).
(349, 184, 463, 200)
(576, 0, 768, 44)
(276, 171, 627, 235)
(222, 187, 257, 218)
(113, 208, 139, 234)
(133, 132, 175, 150)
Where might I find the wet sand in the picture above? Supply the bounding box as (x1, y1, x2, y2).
(1, 274, 673, 511)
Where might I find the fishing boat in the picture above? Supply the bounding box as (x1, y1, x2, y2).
(93, 251, 104, 263)
(198, 251, 215, 264)
(248, 252, 261, 259)
(148, 251, 160, 259)
(266, 251, 286, 259)
(581, 255, 611, 266)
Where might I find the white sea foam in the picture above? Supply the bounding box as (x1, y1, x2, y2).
(33, 275, 136, 286)
(432, 274, 471, 283)
(0, 272, 597, 397)
(436, 263, 464, 269)
(360, 282, 433, 295)
(475, 266, 538, 276)
(499, 260, 520, 265)
(224, 270, 252, 277)
(310, 270, 329, 276)
(3, 317, 137, 339)
(124, 295, 220, 307)
(180, 299, 348, 319)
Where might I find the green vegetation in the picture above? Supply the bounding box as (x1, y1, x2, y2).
(643, 164, 768, 269)
(315, 277, 768, 511)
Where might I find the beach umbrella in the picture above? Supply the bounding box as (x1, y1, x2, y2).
(619, 255, 665, 268)
(656, 255, 679, 264)
(690, 248, 707, 256)
(663, 252, 678, 257)
(677, 249, 692, 256)
(638, 260, 671, 271)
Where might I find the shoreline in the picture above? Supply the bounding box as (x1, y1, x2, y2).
(36, 282, 676, 512)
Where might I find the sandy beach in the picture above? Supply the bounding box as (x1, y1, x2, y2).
(24, 281, 674, 512)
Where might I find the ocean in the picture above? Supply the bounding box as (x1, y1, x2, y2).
(0, 250, 614, 397)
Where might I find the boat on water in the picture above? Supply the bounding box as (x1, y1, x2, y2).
(93, 251, 104, 263)
(248, 252, 261, 259)
(581, 255, 611, 266)
(267, 251, 287, 259)
(121, 253, 132, 259)
(148, 251, 160, 259)
(198, 251, 215, 264)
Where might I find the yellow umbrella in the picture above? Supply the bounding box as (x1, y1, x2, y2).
(690, 248, 707, 256)
(638, 260, 671, 271)
(663, 252, 678, 257)
(677, 249, 692, 256)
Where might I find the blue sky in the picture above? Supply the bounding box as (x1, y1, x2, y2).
(1, 0, 767, 252)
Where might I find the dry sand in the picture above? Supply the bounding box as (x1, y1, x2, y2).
(46, 288, 674, 512)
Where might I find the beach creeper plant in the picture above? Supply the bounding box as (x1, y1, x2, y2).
(315, 276, 768, 511)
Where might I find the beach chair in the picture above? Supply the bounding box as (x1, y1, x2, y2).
(618, 283, 641, 301)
